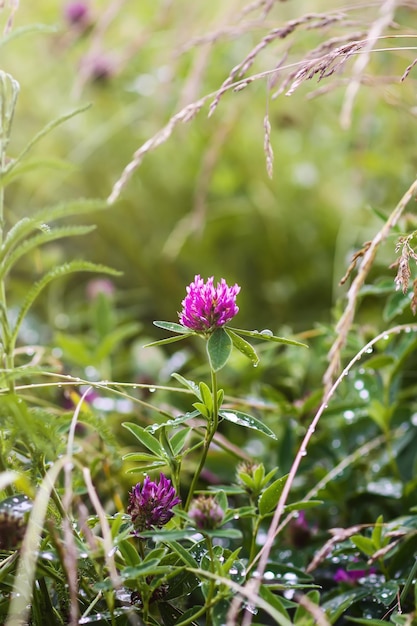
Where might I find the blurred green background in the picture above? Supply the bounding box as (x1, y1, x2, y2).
(2, 0, 417, 338)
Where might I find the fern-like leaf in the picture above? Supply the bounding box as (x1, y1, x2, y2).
(0, 158, 74, 188)
(11, 261, 120, 345)
(1, 198, 109, 259)
(0, 225, 95, 279)
(1, 102, 91, 177)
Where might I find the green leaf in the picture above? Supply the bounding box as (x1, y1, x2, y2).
(216, 490, 228, 512)
(0, 157, 74, 188)
(143, 334, 192, 348)
(258, 475, 288, 516)
(383, 291, 411, 322)
(322, 589, 369, 622)
(94, 322, 140, 362)
(1, 198, 109, 259)
(0, 494, 33, 518)
(54, 332, 93, 368)
(193, 402, 211, 418)
(199, 381, 213, 411)
(228, 327, 308, 348)
(0, 225, 96, 279)
(226, 328, 259, 366)
(122, 423, 164, 457)
(8, 103, 92, 173)
(144, 410, 201, 432)
(258, 585, 292, 620)
(170, 428, 192, 455)
(207, 327, 232, 372)
(283, 500, 323, 513)
(153, 321, 192, 334)
(371, 515, 384, 550)
(140, 528, 242, 541)
(169, 541, 199, 568)
(0, 23, 57, 50)
(118, 539, 141, 567)
(349, 616, 387, 626)
(121, 561, 171, 579)
(372, 581, 399, 606)
(123, 452, 163, 463)
(219, 409, 277, 439)
(294, 590, 320, 624)
(126, 462, 167, 473)
(11, 261, 119, 345)
(171, 373, 201, 398)
(350, 534, 376, 557)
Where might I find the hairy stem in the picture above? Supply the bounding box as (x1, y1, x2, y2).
(184, 369, 219, 511)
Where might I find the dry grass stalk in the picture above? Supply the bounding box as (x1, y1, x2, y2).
(209, 11, 346, 116)
(294, 593, 331, 626)
(340, 0, 398, 128)
(108, 95, 209, 204)
(323, 177, 417, 393)
(263, 110, 274, 178)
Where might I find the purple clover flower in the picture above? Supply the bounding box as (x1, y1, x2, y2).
(188, 495, 225, 530)
(179, 275, 240, 333)
(333, 567, 376, 584)
(64, 2, 90, 26)
(127, 473, 180, 533)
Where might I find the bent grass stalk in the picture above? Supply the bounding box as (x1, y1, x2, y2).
(5, 457, 67, 626)
(233, 322, 417, 626)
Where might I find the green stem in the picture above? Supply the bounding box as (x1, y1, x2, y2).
(203, 533, 216, 626)
(184, 369, 219, 511)
(0, 73, 19, 393)
(248, 511, 262, 564)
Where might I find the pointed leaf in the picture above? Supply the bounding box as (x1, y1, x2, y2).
(219, 409, 277, 439)
(144, 410, 201, 432)
(170, 428, 192, 455)
(94, 322, 140, 361)
(259, 475, 288, 516)
(351, 534, 376, 557)
(226, 328, 259, 366)
(0, 225, 95, 277)
(228, 327, 308, 348)
(122, 422, 164, 457)
(199, 382, 213, 410)
(123, 453, 163, 463)
(207, 327, 232, 372)
(171, 373, 201, 399)
(1, 199, 109, 258)
(11, 261, 119, 344)
(153, 321, 192, 334)
(9, 103, 92, 172)
(193, 402, 210, 419)
(169, 540, 199, 568)
(126, 462, 166, 473)
(143, 334, 191, 348)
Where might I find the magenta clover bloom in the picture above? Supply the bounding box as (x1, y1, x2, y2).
(127, 473, 180, 533)
(64, 2, 90, 25)
(333, 567, 376, 584)
(188, 495, 225, 530)
(179, 275, 240, 333)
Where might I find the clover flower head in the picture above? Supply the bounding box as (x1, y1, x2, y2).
(127, 473, 180, 533)
(188, 495, 225, 530)
(64, 1, 90, 25)
(179, 275, 240, 333)
(333, 565, 377, 584)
